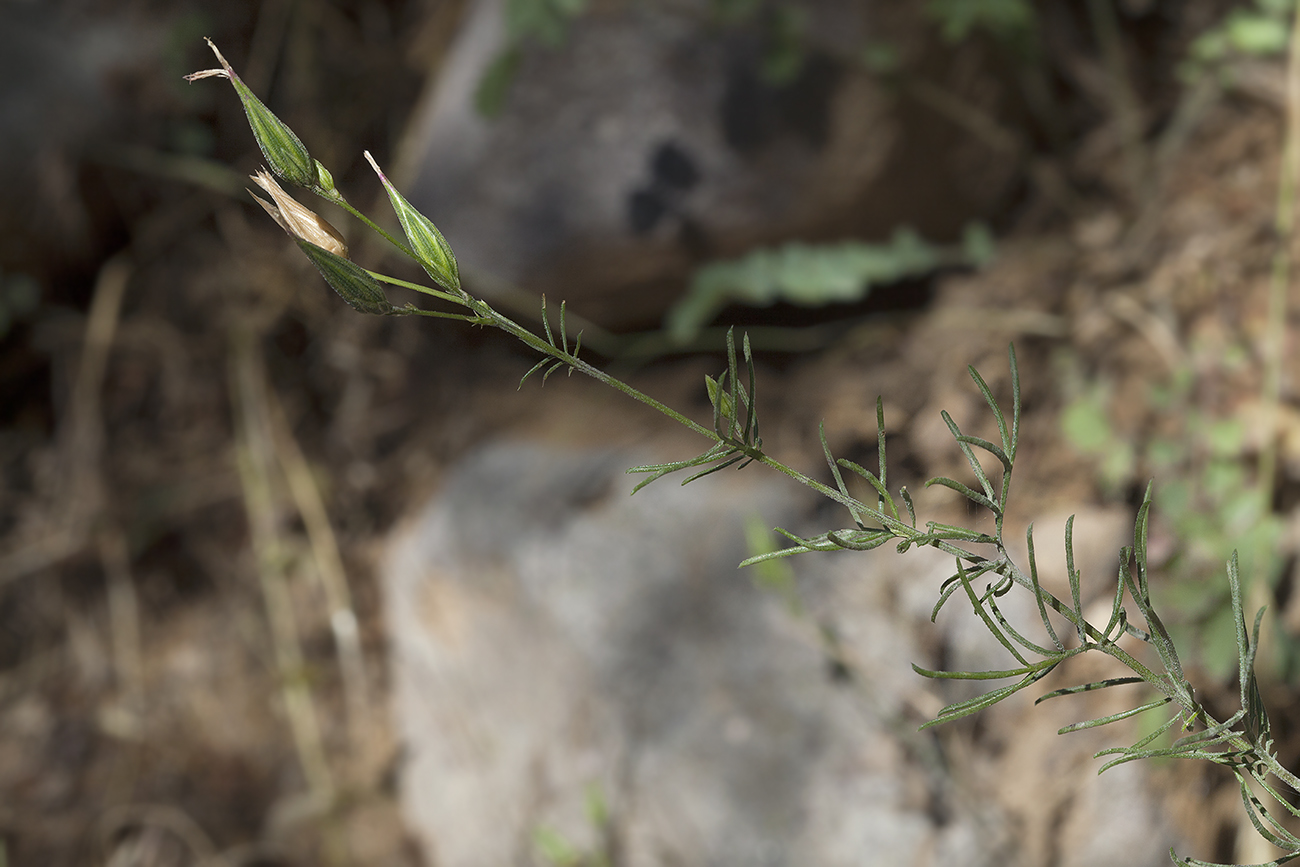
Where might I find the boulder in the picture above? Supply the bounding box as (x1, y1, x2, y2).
(399, 0, 1022, 327)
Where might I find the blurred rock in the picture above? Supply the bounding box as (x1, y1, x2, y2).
(399, 0, 1023, 327)
(386, 438, 1192, 866)
(385, 441, 987, 866)
(0, 4, 160, 274)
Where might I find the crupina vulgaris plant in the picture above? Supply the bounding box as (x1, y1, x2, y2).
(190, 40, 1300, 866)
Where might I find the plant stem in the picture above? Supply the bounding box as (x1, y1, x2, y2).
(316, 187, 420, 262)
(1260, 2, 1300, 514)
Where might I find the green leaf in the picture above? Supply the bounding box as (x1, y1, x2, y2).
(669, 227, 988, 344)
(1227, 12, 1290, 56)
(1056, 697, 1171, 735)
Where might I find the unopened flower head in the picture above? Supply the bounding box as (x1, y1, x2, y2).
(364, 151, 461, 293)
(186, 39, 319, 188)
(249, 170, 348, 258)
(295, 240, 395, 316)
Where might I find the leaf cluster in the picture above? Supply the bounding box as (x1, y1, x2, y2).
(744, 347, 1300, 867)
(627, 328, 763, 492)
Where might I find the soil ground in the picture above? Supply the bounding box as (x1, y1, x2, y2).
(4, 2, 1300, 865)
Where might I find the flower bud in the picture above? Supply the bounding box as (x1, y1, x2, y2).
(363, 151, 461, 292)
(295, 239, 395, 315)
(186, 39, 318, 188)
(314, 160, 336, 194)
(249, 170, 348, 257)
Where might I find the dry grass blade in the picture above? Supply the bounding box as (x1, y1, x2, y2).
(265, 387, 372, 747)
(229, 329, 334, 807)
(0, 255, 132, 586)
(99, 528, 144, 717)
(97, 803, 224, 867)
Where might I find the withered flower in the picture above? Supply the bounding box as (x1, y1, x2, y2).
(249, 170, 348, 258)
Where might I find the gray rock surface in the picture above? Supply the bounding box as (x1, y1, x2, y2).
(386, 440, 1188, 866)
(399, 0, 1019, 326)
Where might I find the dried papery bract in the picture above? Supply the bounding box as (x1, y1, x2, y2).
(249, 171, 348, 258)
(186, 38, 319, 189)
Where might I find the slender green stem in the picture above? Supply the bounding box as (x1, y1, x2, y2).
(462, 291, 962, 546)
(474, 297, 717, 439)
(369, 271, 464, 305)
(314, 187, 419, 262)
(402, 307, 481, 322)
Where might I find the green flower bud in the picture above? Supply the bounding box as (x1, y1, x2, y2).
(314, 160, 336, 194)
(295, 239, 395, 315)
(363, 151, 460, 292)
(186, 39, 318, 188)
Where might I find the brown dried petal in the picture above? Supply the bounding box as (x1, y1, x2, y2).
(249, 170, 348, 258)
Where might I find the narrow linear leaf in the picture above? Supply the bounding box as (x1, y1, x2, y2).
(926, 476, 999, 513)
(1036, 677, 1144, 703)
(540, 294, 556, 347)
(954, 558, 1030, 667)
(918, 666, 1057, 729)
(825, 529, 893, 551)
(726, 327, 741, 439)
(912, 664, 1038, 681)
(518, 358, 550, 389)
(921, 519, 998, 544)
(941, 410, 997, 502)
(876, 397, 888, 508)
(1026, 524, 1064, 652)
(987, 591, 1060, 657)
(1008, 344, 1021, 462)
(1065, 515, 1085, 643)
(559, 300, 569, 355)
(821, 422, 863, 526)
(681, 453, 746, 485)
(901, 486, 917, 527)
(838, 459, 899, 522)
(742, 332, 759, 444)
(955, 434, 1012, 475)
(1117, 711, 1185, 755)
(541, 360, 565, 384)
(740, 545, 815, 567)
(1238, 775, 1300, 851)
(1057, 697, 1171, 735)
(1102, 547, 1131, 641)
(968, 363, 1011, 458)
(626, 444, 731, 476)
